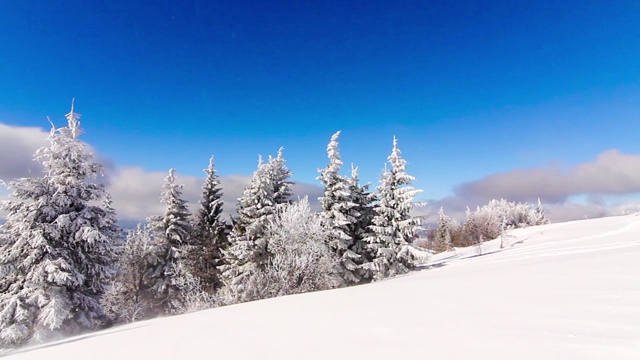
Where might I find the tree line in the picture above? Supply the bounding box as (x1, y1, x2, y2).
(0, 106, 427, 348)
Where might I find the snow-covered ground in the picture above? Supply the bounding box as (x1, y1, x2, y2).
(5, 214, 640, 359)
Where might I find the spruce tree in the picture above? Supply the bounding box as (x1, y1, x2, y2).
(221, 149, 294, 302)
(433, 207, 453, 253)
(345, 164, 376, 282)
(0, 102, 119, 347)
(188, 156, 227, 293)
(145, 169, 192, 315)
(220, 156, 275, 302)
(365, 137, 425, 280)
(267, 147, 294, 204)
(317, 131, 371, 285)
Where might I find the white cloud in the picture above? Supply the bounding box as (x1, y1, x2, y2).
(419, 149, 640, 224)
(456, 149, 640, 204)
(0, 123, 49, 180)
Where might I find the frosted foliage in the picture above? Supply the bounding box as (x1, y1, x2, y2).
(242, 198, 338, 300)
(464, 199, 551, 244)
(0, 104, 118, 348)
(102, 225, 154, 324)
(366, 137, 426, 280)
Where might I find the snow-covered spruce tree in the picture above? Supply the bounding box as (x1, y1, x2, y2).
(433, 207, 453, 253)
(0, 103, 119, 347)
(243, 197, 339, 300)
(365, 137, 426, 280)
(267, 147, 294, 204)
(345, 165, 377, 282)
(187, 156, 227, 293)
(220, 157, 275, 303)
(221, 150, 294, 303)
(102, 224, 154, 324)
(145, 169, 193, 315)
(317, 131, 361, 285)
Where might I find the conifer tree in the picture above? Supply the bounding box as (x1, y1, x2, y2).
(365, 137, 425, 280)
(317, 131, 359, 284)
(345, 164, 376, 282)
(0, 102, 119, 347)
(221, 149, 294, 302)
(220, 156, 275, 302)
(102, 224, 154, 324)
(145, 169, 192, 315)
(433, 207, 453, 253)
(317, 132, 375, 284)
(267, 147, 294, 204)
(188, 157, 227, 293)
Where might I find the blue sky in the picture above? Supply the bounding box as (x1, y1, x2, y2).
(1, 1, 640, 221)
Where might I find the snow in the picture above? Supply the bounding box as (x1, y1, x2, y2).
(5, 214, 640, 359)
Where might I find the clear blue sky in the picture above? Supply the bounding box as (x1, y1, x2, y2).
(1, 0, 639, 204)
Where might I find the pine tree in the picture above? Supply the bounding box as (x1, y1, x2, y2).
(365, 137, 425, 280)
(145, 169, 192, 315)
(0, 102, 119, 347)
(433, 207, 453, 253)
(188, 157, 227, 293)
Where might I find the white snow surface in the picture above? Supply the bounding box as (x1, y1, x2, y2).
(5, 214, 640, 359)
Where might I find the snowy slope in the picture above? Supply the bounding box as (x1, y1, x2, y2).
(5, 215, 640, 359)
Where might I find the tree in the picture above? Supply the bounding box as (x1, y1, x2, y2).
(220, 156, 276, 303)
(144, 169, 192, 315)
(220, 149, 295, 303)
(188, 156, 227, 293)
(241, 198, 339, 300)
(433, 207, 453, 253)
(365, 137, 426, 280)
(267, 147, 294, 205)
(102, 225, 154, 324)
(533, 198, 550, 225)
(0, 102, 119, 347)
(317, 131, 361, 285)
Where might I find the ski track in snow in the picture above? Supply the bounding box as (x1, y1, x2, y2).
(3, 214, 640, 360)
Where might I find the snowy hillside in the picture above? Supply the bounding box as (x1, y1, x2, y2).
(5, 215, 640, 359)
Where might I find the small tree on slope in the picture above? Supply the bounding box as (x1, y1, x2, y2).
(365, 137, 426, 280)
(433, 207, 453, 253)
(188, 156, 227, 293)
(145, 169, 193, 315)
(0, 103, 119, 347)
